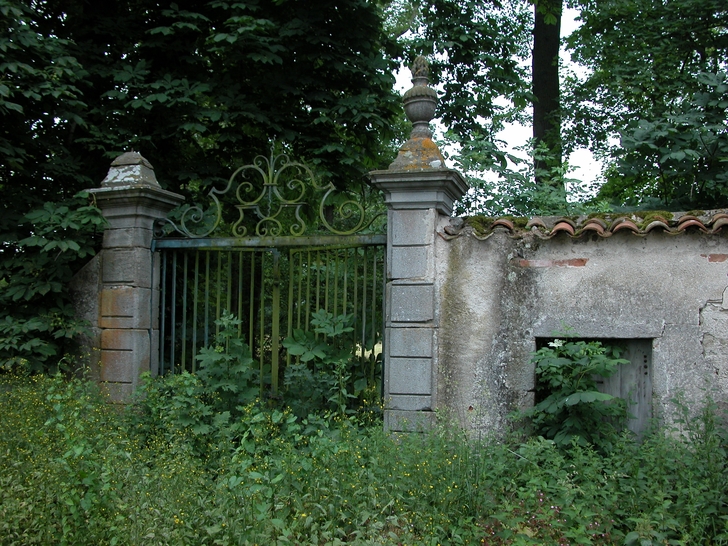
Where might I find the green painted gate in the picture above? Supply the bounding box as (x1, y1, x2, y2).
(152, 153, 386, 397)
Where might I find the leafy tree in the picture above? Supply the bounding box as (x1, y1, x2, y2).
(604, 71, 728, 209)
(564, 0, 728, 208)
(403, 0, 532, 141)
(2, 0, 401, 198)
(393, 0, 728, 212)
(0, 0, 402, 370)
(394, 0, 540, 212)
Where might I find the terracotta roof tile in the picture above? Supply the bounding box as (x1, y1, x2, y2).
(551, 221, 576, 236)
(440, 210, 728, 241)
(642, 220, 671, 234)
(611, 218, 641, 234)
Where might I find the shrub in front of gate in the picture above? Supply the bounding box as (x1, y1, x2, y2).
(128, 309, 380, 461)
(283, 308, 379, 419)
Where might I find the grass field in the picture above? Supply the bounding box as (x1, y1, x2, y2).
(1, 373, 727, 545)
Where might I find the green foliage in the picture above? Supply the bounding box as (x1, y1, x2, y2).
(604, 71, 728, 209)
(128, 312, 259, 457)
(194, 312, 259, 410)
(3, 371, 728, 545)
(452, 135, 605, 216)
(0, 192, 105, 372)
(402, 0, 532, 139)
(564, 0, 728, 209)
(1, 0, 400, 373)
(519, 337, 630, 450)
(0, 374, 123, 545)
(283, 308, 378, 418)
(1, 0, 401, 204)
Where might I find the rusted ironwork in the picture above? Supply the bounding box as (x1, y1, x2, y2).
(156, 151, 384, 238)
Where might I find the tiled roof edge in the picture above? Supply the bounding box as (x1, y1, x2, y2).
(441, 211, 728, 241)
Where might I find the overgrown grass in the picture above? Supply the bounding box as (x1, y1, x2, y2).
(1, 373, 727, 545)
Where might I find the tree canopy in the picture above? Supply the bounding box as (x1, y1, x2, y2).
(565, 0, 728, 209)
(3, 0, 728, 370)
(391, 0, 728, 213)
(0, 0, 401, 206)
(0, 0, 402, 370)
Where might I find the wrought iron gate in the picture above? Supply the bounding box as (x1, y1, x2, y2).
(152, 153, 386, 397)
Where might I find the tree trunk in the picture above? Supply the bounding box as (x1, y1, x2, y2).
(532, 0, 562, 188)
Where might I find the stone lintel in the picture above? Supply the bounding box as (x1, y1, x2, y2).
(369, 168, 468, 216)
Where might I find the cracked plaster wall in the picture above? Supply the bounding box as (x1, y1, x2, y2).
(435, 226, 728, 434)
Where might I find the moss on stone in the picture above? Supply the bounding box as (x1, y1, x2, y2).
(638, 210, 674, 228)
(465, 216, 494, 235)
(586, 212, 609, 220)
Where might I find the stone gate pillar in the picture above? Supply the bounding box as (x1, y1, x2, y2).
(88, 152, 184, 401)
(370, 57, 468, 430)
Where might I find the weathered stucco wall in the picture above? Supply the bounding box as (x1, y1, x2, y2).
(435, 216, 728, 434)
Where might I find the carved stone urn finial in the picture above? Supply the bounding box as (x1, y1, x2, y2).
(402, 56, 438, 139)
(387, 55, 445, 170)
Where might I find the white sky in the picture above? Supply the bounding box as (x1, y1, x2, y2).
(395, 8, 602, 186)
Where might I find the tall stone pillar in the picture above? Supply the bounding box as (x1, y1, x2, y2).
(88, 152, 184, 401)
(370, 57, 468, 430)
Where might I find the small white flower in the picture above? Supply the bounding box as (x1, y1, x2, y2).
(548, 339, 564, 348)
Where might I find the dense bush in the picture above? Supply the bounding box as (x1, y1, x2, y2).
(2, 371, 728, 545)
(518, 338, 630, 452)
(0, 193, 105, 373)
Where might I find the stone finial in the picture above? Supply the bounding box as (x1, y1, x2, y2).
(389, 56, 445, 170)
(101, 151, 160, 187)
(411, 55, 430, 79)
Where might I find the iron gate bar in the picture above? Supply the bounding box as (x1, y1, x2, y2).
(157, 242, 385, 392)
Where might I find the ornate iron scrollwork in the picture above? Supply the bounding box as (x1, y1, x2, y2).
(156, 150, 383, 238)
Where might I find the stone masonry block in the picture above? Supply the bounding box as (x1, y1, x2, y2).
(388, 357, 432, 395)
(389, 283, 434, 322)
(100, 329, 150, 382)
(101, 328, 151, 351)
(385, 409, 435, 432)
(102, 248, 153, 287)
(390, 245, 429, 280)
(103, 227, 154, 249)
(100, 382, 135, 404)
(100, 351, 136, 382)
(100, 287, 152, 329)
(389, 327, 433, 358)
(390, 209, 435, 247)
